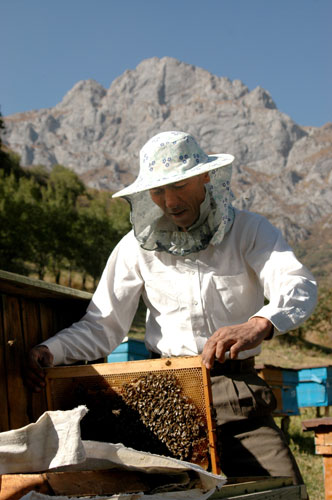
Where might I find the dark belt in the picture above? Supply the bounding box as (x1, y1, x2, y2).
(210, 357, 255, 376)
(149, 351, 161, 359)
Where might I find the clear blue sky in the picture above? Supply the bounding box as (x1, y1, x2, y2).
(1, 0, 331, 127)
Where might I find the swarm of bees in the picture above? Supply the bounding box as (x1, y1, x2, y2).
(122, 373, 209, 463)
(73, 372, 210, 466)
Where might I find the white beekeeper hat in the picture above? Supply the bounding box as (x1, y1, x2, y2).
(112, 130, 234, 198)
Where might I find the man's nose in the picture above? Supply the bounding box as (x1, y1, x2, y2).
(164, 189, 180, 208)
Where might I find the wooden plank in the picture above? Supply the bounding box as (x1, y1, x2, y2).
(2, 295, 29, 429)
(48, 301, 63, 335)
(317, 444, 332, 454)
(202, 363, 220, 474)
(20, 298, 48, 423)
(220, 476, 293, 487)
(0, 269, 92, 301)
(316, 430, 332, 446)
(0, 295, 10, 432)
(210, 477, 304, 499)
(45, 356, 204, 379)
(31, 301, 59, 421)
(302, 417, 332, 431)
(211, 477, 293, 498)
(46, 469, 150, 496)
(39, 301, 60, 341)
(214, 485, 304, 499)
(0, 473, 51, 500)
(324, 456, 332, 500)
(21, 298, 42, 349)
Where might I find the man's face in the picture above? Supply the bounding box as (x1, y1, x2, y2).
(149, 173, 210, 231)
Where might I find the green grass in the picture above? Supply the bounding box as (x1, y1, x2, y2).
(257, 323, 330, 498)
(275, 408, 325, 500)
(256, 330, 332, 369)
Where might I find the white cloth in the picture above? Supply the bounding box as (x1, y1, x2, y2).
(0, 406, 87, 473)
(43, 209, 317, 365)
(1, 407, 225, 500)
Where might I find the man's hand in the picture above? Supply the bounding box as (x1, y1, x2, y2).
(201, 317, 273, 369)
(26, 345, 54, 392)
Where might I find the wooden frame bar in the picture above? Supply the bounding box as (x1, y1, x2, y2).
(45, 356, 220, 474)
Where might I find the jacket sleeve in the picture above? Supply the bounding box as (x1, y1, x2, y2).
(42, 232, 144, 365)
(244, 215, 318, 335)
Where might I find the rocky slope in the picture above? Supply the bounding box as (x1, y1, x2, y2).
(3, 56, 332, 248)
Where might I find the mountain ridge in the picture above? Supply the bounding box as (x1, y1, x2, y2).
(3, 56, 332, 254)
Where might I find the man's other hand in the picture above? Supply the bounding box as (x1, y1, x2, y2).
(26, 345, 54, 392)
(201, 317, 273, 369)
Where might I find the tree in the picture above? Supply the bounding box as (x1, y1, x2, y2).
(0, 172, 32, 273)
(25, 202, 53, 280)
(0, 114, 24, 180)
(40, 165, 86, 283)
(108, 197, 131, 239)
(0, 147, 133, 287)
(74, 192, 120, 289)
(45, 164, 85, 208)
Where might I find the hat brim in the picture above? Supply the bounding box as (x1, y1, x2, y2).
(112, 153, 234, 198)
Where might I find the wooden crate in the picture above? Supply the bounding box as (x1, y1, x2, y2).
(0, 470, 152, 500)
(0, 269, 92, 431)
(302, 417, 332, 500)
(45, 356, 219, 474)
(0, 473, 305, 500)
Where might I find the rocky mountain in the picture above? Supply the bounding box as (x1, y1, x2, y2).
(3, 56, 332, 250)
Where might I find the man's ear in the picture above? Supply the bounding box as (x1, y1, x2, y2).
(203, 172, 210, 184)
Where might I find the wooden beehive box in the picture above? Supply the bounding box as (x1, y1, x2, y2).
(256, 364, 300, 416)
(45, 356, 219, 473)
(0, 269, 92, 432)
(0, 473, 304, 500)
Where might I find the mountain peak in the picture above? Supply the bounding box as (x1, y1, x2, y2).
(3, 56, 330, 245)
(58, 79, 107, 109)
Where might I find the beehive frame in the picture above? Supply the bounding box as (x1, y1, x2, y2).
(45, 356, 219, 474)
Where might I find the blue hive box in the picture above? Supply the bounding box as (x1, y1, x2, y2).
(281, 369, 300, 415)
(296, 366, 332, 407)
(107, 338, 151, 363)
(256, 365, 300, 416)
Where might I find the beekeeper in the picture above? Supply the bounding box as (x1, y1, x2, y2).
(27, 130, 317, 486)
